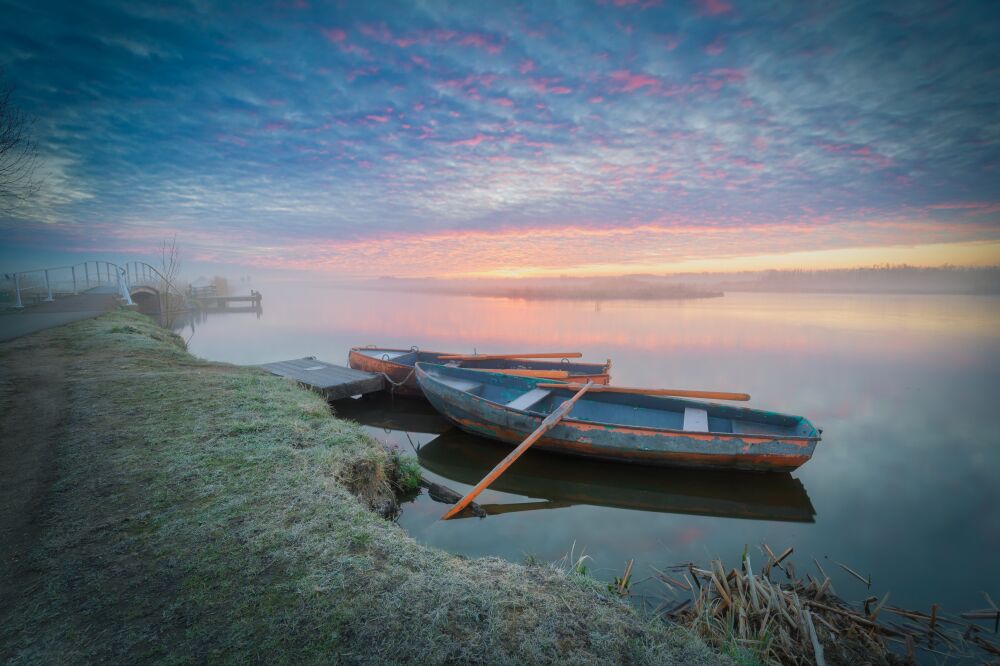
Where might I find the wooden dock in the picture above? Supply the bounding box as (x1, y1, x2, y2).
(194, 289, 262, 310)
(258, 357, 384, 400)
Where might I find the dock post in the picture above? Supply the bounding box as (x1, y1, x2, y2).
(84, 262, 90, 288)
(71, 266, 77, 294)
(44, 269, 54, 301)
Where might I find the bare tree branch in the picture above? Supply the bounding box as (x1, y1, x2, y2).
(0, 70, 42, 214)
(160, 235, 181, 327)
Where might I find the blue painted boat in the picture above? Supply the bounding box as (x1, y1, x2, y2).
(415, 363, 821, 472)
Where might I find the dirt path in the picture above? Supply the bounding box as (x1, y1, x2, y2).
(0, 293, 118, 341)
(0, 335, 66, 623)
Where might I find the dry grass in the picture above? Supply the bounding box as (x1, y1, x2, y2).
(0, 310, 725, 665)
(655, 546, 999, 665)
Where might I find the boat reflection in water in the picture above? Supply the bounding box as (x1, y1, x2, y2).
(331, 394, 452, 435)
(417, 428, 816, 523)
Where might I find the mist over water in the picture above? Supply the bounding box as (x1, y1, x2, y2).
(178, 283, 1000, 614)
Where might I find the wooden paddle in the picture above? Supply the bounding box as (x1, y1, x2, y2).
(441, 381, 594, 520)
(537, 383, 750, 402)
(463, 368, 570, 379)
(438, 352, 582, 361)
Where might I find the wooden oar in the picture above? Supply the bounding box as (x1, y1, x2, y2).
(438, 352, 582, 361)
(537, 383, 750, 402)
(448, 500, 576, 519)
(441, 381, 594, 520)
(464, 368, 570, 379)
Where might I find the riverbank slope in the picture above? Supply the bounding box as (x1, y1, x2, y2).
(0, 310, 723, 664)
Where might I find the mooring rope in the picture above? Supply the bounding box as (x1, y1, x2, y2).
(379, 367, 417, 395)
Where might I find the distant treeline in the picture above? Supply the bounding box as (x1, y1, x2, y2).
(472, 280, 723, 301)
(368, 276, 722, 300)
(724, 265, 1000, 294)
(367, 265, 1000, 299)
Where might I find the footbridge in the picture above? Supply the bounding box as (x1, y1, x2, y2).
(1, 261, 186, 316)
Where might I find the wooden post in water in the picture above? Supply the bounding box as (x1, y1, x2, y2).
(441, 381, 594, 520)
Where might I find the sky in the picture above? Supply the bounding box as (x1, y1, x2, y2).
(1, 0, 999, 277)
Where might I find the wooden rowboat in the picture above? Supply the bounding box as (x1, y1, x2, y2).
(349, 347, 611, 396)
(418, 428, 815, 522)
(414, 363, 821, 472)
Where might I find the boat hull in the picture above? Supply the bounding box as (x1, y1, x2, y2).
(349, 349, 425, 395)
(416, 364, 819, 472)
(349, 347, 611, 396)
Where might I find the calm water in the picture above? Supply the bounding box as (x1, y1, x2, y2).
(177, 284, 1000, 616)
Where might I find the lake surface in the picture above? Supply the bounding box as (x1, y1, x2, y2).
(176, 284, 1000, 617)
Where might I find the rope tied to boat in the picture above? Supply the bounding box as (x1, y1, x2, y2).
(379, 367, 416, 395)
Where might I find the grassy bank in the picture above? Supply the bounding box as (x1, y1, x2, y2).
(0, 310, 723, 664)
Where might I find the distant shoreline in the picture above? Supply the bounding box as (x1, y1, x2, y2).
(359, 265, 999, 299)
(365, 285, 725, 301)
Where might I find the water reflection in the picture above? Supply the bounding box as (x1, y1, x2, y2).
(178, 285, 1000, 614)
(332, 394, 451, 434)
(170, 302, 263, 336)
(417, 429, 815, 523)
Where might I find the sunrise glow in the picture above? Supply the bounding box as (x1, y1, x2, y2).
(0, 1, 997, 276)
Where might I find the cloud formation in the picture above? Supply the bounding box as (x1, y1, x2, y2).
(0, 0, 998, 274)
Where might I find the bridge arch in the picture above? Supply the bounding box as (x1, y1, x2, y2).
(130, 286, 161, 315)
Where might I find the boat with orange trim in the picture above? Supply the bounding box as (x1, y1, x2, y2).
(414, 363, 821, 472)
(348, 346, 611, 396)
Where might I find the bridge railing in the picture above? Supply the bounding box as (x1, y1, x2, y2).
(0, 260, 186, 310)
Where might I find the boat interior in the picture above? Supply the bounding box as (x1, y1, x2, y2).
(418, 362, 817, 439)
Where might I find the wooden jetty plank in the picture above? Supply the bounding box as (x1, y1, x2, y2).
(258, 357, 384, 400)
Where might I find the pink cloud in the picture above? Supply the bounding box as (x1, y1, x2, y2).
(366, 114, 390, 123)
(346, 66, 379, 81)
(821, 142, 893, 167)
(321, 28, 346, 43)
(530, 78, 573, 94)
(409, 54, 429, 68)
(492, 97, 515, 107)
(456, 32, 503, 54)
(350, 24, 505, 55)
(449, 134, 490, 147)
(609, 70, 660, 92)
(599, 0, 662, 8)
(663, 34, 680, 50)
(589, 96, 604, 104)
(357, 23, 392, 41)
(508, 134, 554, 149)
(697, 0, 732, 15)
(704, 37, 726, 55)
(518, 59, 535, 74)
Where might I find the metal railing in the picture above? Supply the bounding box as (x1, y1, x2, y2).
(1, 260, 185, 310)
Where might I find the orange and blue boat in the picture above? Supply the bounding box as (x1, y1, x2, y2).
(414, 363, 821, 472)
(349, 346, 611, 396)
